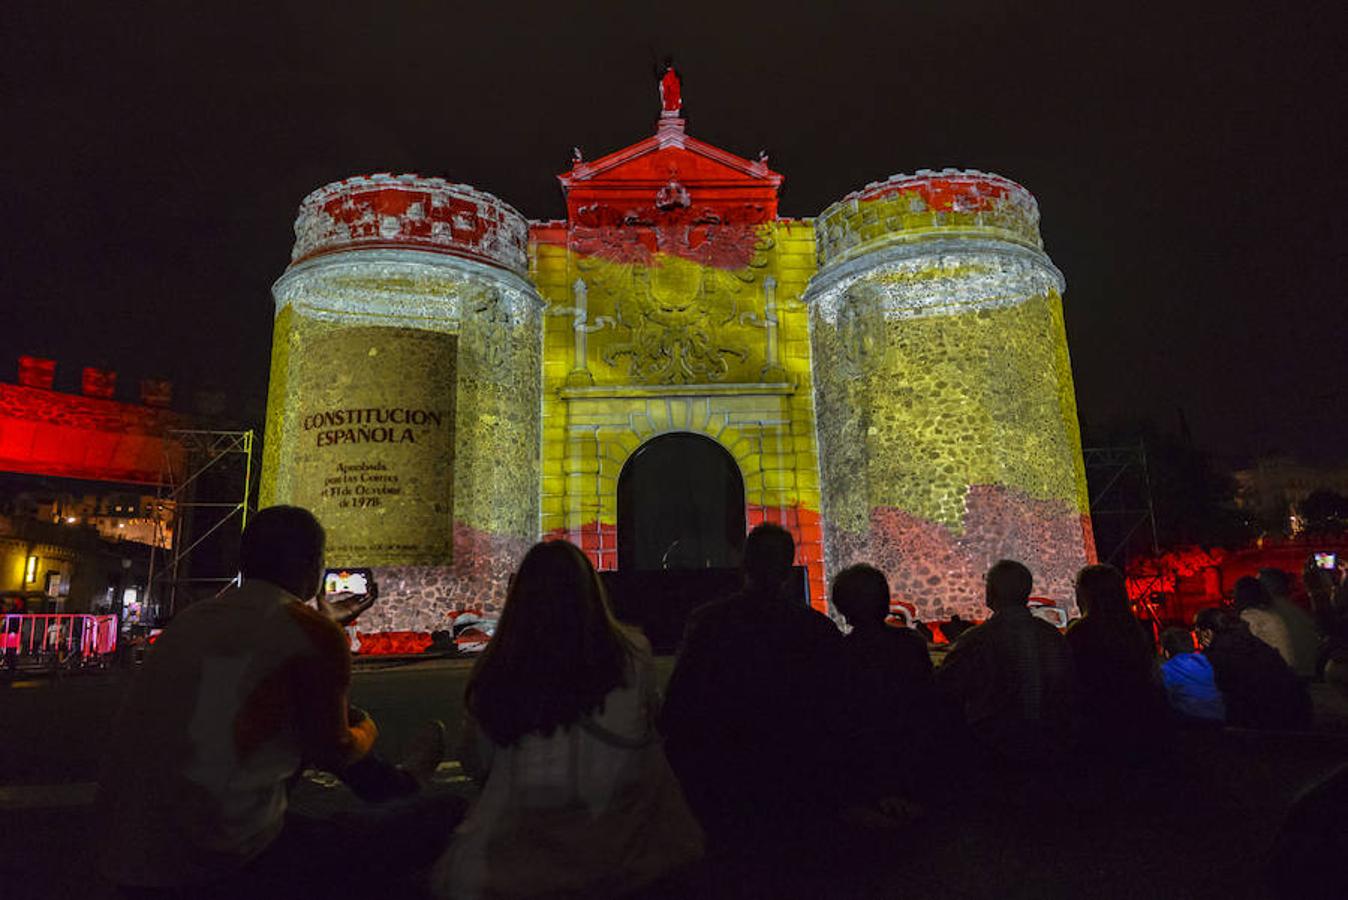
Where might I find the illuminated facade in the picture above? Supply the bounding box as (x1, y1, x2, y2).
(261, 84, 1094, 633)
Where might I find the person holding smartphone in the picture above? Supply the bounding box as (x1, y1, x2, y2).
(96, 506, 459, 896)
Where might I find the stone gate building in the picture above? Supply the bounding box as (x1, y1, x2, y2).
(260, 82, 1095, 635)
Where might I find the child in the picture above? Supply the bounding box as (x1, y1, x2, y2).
(1159, 626, 1225, 724)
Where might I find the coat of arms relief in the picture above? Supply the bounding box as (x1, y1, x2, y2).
(565, 193, 778, 386)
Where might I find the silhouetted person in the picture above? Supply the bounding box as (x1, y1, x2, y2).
(1234, 575, 1296, 673)
(831, 564, 937, 792)
(1196, 607, 1312, 730)
(1302, 553, 1347, 635)
(660, 523, 843, 843)
(1159, 626, 1226, 724)
(943, 613, 973, 642)
(1065, 565, 1169, 757)
(96, 506, 455, 896)
(1265, 763, 1348, 900)
(434, 540, 702, 898)
(936, 560, 1075, 766)
(1258, 568, 1320, 678)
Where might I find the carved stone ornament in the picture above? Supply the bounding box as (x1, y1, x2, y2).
(569, 203, 775, 385)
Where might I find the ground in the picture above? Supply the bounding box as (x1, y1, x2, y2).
(2, 658, 1346, 899)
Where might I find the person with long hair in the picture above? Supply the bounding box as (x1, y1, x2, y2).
(432, 540, 702, 898)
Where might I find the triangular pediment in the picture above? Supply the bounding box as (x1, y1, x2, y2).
(558, 120, 783, 223)
(561, 122, 781, 188)
(560, 120, 787, 187)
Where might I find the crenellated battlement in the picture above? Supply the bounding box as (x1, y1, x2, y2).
(291, 174, 530, 277)
(816, 169, 1043, 270)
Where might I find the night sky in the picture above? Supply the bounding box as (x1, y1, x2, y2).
(5, 1, 1345, 463)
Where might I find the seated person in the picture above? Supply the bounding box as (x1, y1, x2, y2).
(1234, 576, 1296, 671)
(942, 613, 974, 642)
(936, 560, 1075, 766)
(1196, 607, 1313, 731)
(833, 565, 933, 691)
(1159, 626, 1226, 724)
(434, 540, 702, 899)
(660, 523, 844, 842)
(1258, 568, 1320, 679)
(1065, 565, 1170, 755)
(96, 506, 454, 895)
(831, 564, 938, 788)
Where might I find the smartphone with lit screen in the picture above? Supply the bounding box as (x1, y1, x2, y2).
(324, 568, 377, 600)
(1315, 552, 1338, 571)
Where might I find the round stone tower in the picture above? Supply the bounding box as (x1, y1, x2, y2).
(260, 174, 542, 632)
(805, 169, 1094, 621)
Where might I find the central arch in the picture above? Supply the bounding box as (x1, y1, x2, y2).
(616, 432, 746, 571)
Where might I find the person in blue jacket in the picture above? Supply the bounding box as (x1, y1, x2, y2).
(1159, 626, 1226, 724)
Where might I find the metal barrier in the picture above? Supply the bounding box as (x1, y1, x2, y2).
(1, 613, 118, 666)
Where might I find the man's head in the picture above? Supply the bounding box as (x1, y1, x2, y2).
(239, 506, 326, 600)
(742, 523, 795, 594)
(985, 560, 1033, 612)
(1074, 564, 1130, 618)
(831, 564, 890, 628)
(1193, 606, 1236, 649)
(1160, 626, 1196, 659)
(1258, 567, 1291, 599)
(1232, 576, 1271, 612)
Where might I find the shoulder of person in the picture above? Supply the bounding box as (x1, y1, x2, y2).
(618, 623, 653, 657)
(685, 597, 733, 632)
(799, 603, 840, 627)
(958, 618, 992, 640)
(896, 626, 930, 649)
(283, 598, 348, 656)
(1029, 614, 1068, 638)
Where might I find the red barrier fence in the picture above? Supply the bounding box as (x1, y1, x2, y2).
(1, 613, 118, 665)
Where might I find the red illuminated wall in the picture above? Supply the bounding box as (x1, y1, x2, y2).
(0, 383, 184, 485)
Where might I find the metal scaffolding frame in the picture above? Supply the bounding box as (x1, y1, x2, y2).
(146, 430, 254, 620)
(1083, 443, 1160, 568)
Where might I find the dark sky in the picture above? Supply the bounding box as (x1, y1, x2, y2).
(4, 1, 1345, 463)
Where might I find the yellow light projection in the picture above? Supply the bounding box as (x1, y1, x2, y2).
(808, 171, 1094, 620)
(260, 177, 541, 634)
(533, 217, 830, 608)
(260, 136, 1094, 638)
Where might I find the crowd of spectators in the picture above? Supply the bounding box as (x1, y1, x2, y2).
(94, 507, 1348, 898)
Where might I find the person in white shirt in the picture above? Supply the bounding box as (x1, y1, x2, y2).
(96, 505, 457, 895)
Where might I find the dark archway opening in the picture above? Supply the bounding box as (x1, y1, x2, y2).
(616, 432, 746, 571)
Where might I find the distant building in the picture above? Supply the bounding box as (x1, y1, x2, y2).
(0, 355, 185, 615)
(1234, 455, 1348, 534)
(15, 490, 174, 549)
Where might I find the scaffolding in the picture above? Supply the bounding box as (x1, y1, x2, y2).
(146, 430, 254, 621)
(1083, 443, 1160, 568)
(1084, 442, 1167, 634)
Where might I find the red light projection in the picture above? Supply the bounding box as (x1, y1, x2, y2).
(289, 175, 530, 275)
(545, 502, 828, 615)
(81, 368, 117, 399)
(846, 170, 1027, 215)
(18, 356, 56, 390)
(554, 116, 783, 270)
(0, 383, 183, 485)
